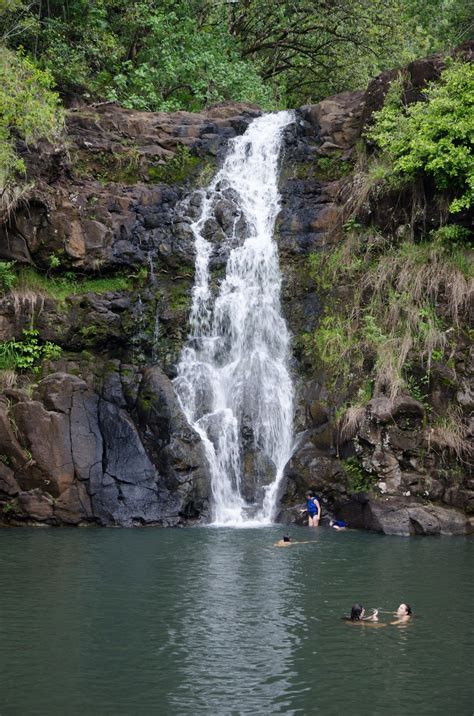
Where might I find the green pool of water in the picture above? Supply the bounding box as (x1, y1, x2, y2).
(0, 526, 472, 715)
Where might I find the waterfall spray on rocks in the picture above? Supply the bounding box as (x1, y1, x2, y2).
(174, 111, 294, 525)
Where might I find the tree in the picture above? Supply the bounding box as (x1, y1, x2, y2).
(1, 0, 471, 111)
(224, 0, 423, 103)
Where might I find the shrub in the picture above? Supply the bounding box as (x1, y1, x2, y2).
(0, 46, 63, 204)
(343, 457, 376, 493)
(0, 261, 16, 292)
(0, 329, 62, 372)
(430, 224, 471, 245)
(366, 62, 474, 213)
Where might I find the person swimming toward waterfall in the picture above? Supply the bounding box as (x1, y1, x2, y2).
(301, 491, 320, 527)
(273, 535, 317, 547)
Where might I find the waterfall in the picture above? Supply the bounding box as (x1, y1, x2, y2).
(173, 111, 294, 525)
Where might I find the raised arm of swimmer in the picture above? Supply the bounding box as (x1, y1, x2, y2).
(344, 604, 382, 624)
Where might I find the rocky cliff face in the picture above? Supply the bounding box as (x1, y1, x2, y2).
(0, 103, 261, 526)
(276, 45, 473, 536)
(0, 50, 471, 533)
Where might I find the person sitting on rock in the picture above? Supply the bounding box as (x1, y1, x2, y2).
(301, 491, 321, 527)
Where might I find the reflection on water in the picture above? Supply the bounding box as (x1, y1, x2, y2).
(0, 527, 472, 715)
(166, 530, 302, 713)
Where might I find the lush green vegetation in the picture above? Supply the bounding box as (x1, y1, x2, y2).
(0, 328, 61, 372)
(0, 261, 16, 291)
(305, 232, 472, 402)
(342, 457, 377, 493)
(12, 267, 135, 302)
(0, 45, 63, 205)
(304, 53, 472, 465)
(1, 0, 471, 112)
(366, 62, 474, 213)
(0, 264, 140, 302)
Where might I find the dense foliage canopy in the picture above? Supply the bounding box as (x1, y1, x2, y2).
(0, 0, 472, 111)
(0, 0, 472, 199)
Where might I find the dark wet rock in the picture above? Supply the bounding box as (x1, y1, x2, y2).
(1, 49, 472, 532)
(241, 449, 276, 504)
(0, 368, 210, 526)
(0, 463, 20, 496)
(280, 432, 343, 506)
(0, 102, 261, 274)
(336, 495, 468, 536)
(136, 366, 211, 518)
(94, 400, 164, 526)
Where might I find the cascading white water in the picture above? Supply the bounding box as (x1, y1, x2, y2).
(173, 111, 294, 525)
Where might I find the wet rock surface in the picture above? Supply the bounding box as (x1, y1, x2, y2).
(0, 103, 261, 274)
(275, 46, 473, 535)
(0, 49, 472, 531)
(0, 370, 211, 526)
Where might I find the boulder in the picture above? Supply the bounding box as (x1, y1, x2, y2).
(337, 495, 468, 536)
(12, 401, 75, 497)
(17, 489, 54, 522)
(241, 449, 276, 503)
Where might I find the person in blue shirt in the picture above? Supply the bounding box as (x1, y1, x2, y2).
(302, 491, 321, 527)
(330, 518, 347, 530)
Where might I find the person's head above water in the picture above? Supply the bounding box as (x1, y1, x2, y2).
(397, 603, 412, 617)
(283, 535, 291, 542)
(350, 603, 365, 621)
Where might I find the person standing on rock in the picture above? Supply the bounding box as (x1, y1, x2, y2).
(302, 491, 321, 527)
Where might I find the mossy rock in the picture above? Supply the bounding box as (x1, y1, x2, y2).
(72, 148, 142, 184)
(147, 146, 202, 185)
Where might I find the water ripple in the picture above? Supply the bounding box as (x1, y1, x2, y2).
(0, 527, 472, 715)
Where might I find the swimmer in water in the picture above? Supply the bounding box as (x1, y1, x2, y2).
(344, 603, 382, 624)
(391, 603, 412, 624)
(273, 535, 317, 547)
(330, 519, 347, 530)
